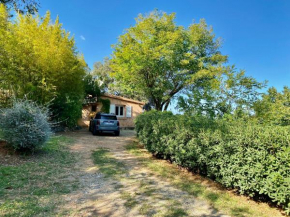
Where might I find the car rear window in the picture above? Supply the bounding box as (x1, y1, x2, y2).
(101, 115, 117, 120)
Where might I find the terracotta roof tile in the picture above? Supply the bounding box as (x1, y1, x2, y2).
(102, 94, 145, 105)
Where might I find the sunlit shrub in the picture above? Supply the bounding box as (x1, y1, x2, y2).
(135, 110, 290, 213)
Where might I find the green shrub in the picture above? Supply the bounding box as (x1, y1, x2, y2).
(135, 110, 290, 213)
(99, 98, 110, 113)
(0, 100, 52, 151)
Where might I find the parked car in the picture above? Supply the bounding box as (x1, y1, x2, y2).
(89, 113, 120, 136)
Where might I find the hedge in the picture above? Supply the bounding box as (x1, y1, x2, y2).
(135, 110, 290, 213)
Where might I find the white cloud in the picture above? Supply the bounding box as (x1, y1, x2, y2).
(80, 35, 86, 41)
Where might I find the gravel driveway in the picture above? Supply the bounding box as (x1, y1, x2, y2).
(61, 129, 229, 217)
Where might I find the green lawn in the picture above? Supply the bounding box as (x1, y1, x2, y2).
(0, 136, 79, 217)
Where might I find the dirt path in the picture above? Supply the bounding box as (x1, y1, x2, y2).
(61, 129, 229, 217)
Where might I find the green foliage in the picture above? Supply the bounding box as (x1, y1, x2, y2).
(82, 73, 110, 113)
(111, 10, 227, 110)
(254, 86, 290, 126)
(0, 100, 51, 151)
(0, 4, 86, 127)
(178, 67, 266, 118)
(92, 57, 143, 100)
(0, 4, 11, 107)
(99, 98, 110, 113)
(92, 57, 113, 93)
(83, 74, 101, 98)
(0, 0, 39, 15)
(135, 111, 290, 213)
(50, 95, 84, 128)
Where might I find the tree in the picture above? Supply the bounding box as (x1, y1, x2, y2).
(111, 10, 227, 110)
(83, 73, 111, 113)
(177, 67, 266, 118)
(0, 0, 39, 14)
(91, 57, 138, 99)
(0, 4, 86, 127)
(83, 74, 101, 98)
(254, 86, 290, 126)
(91, 57, 113, 93)
(0, 4, 10, 106)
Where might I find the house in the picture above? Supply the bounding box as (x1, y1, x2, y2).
(79, 94, 145, 128)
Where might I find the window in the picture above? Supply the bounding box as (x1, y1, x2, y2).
(92, 105, 97, 112)
(126, 106, 132, 118)
(115, 105, 124, 117)
(101, 115, 117, 120)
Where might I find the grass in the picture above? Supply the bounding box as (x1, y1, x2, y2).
(162, 207, 188, 217)
(92, 148, 127, 178)
(91, 147, 193, 216)
(153, 200, 188, 217)
(0, 136, 79, 217)
(126, 141, 284, 217)
(138, 200, 187, 217)
(120, 192, 139, 208)
(139, 203, 154, 215)
(138, 180, 156, 196)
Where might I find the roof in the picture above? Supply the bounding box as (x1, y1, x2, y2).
(101, 94, 145, 105)
(96, 112, 116, 116)
(83, 97, 97, 105)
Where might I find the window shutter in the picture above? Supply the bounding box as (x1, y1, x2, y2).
(110, 104, 115, 114)
(126, 106, 132, 118)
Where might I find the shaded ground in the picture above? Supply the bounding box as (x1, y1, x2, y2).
(62, 129, 229, 217)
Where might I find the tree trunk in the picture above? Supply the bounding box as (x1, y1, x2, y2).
(154, 99, 163, 111)
(163, 101, 170, 111)
(154, 99, 171, 111)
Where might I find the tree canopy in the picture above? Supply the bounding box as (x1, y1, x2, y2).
(0, 4, 86, 126)
(254, 86, 290, 126)
(111, 10, 227, 110)
(92, 57, 114, 94)
(0, 0, 39, 14)
(178, 67, 266, 118)
(92, 57, 145, 100)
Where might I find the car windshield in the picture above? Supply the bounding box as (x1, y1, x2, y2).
(101, 115, 117, 120)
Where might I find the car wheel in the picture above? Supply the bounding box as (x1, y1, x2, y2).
(93, 127, 98, 136)
(115, 131, 120, 136)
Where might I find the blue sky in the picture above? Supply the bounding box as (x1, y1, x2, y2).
(38, 0, 290, 93)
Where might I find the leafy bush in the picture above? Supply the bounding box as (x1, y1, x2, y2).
(99, 98, 110, 113)
(0, 100, 52, 151)
(135, 111, 290, 213)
